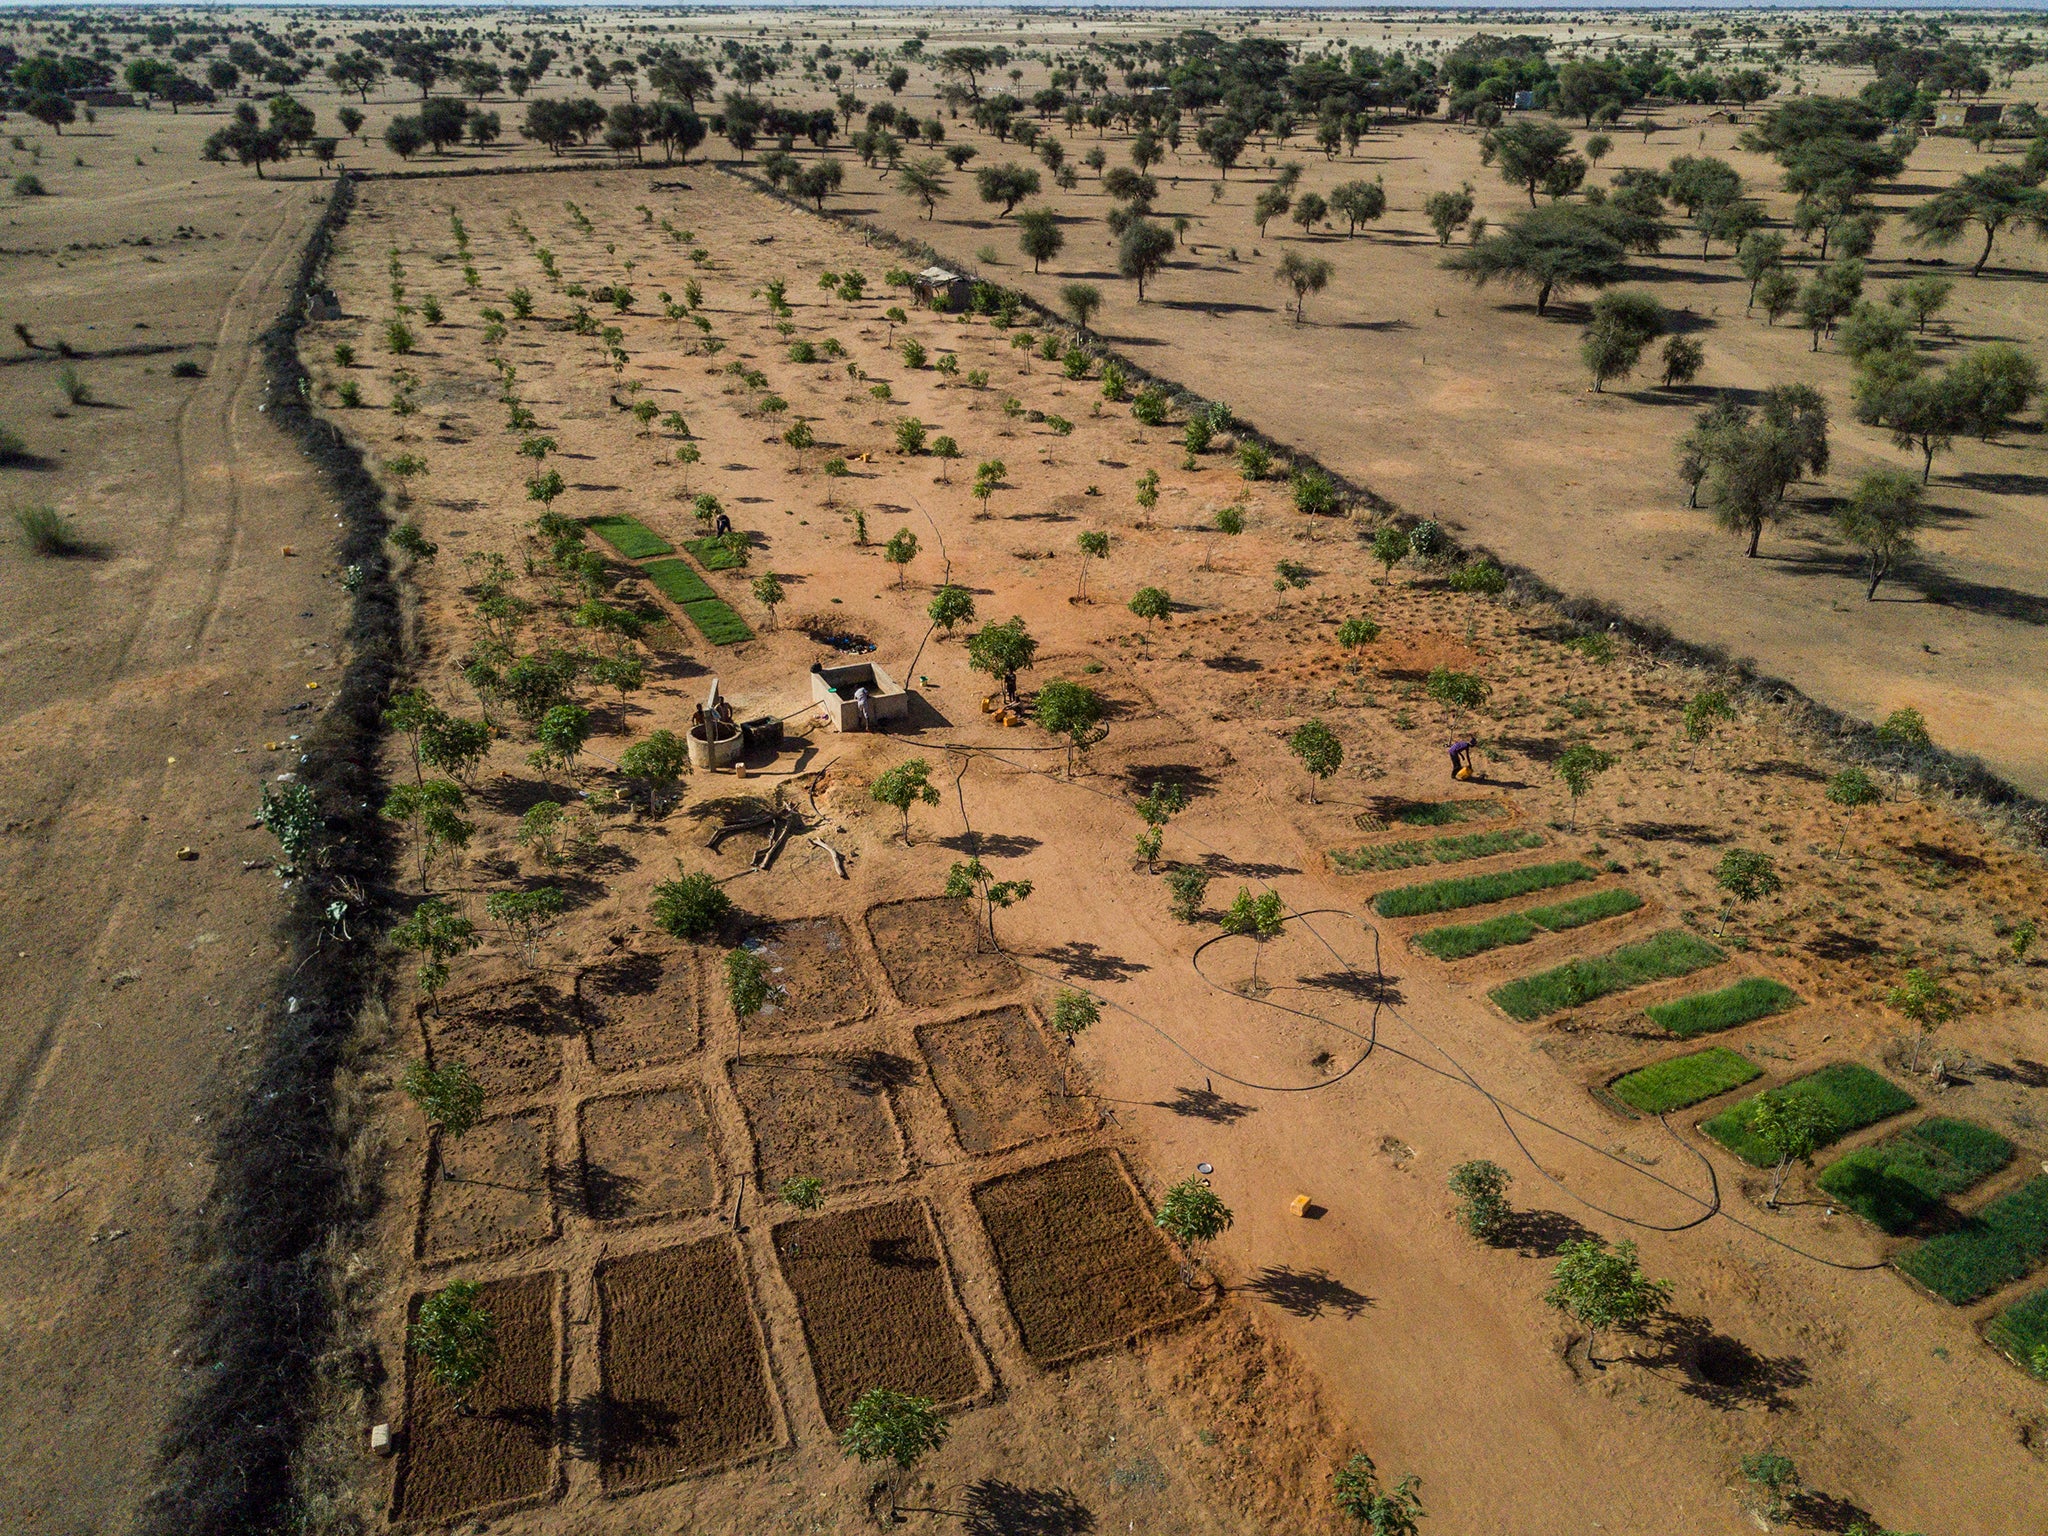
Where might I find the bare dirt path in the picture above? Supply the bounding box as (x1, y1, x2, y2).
(0, 179, 346, 1536)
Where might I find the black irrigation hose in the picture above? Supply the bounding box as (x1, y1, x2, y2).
(941, 744, 1892, 1271)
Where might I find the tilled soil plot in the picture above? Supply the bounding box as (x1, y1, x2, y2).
(973, 1151, 1207, 1367)
(391, 1271, 559, 1525)
(771, 1199, 981, 1430)
(418, 1108, 557, 1263)
(577, 1084, 723, 1224)
(865, 898, 1020, 1010)
(577, 948, 701, 1073)
(595, 1238, 779, 1492)
(916, 1005, 1099, 1155)
(740, 916, 873, 1038)
(419, 978, 573, 1101)
(728, 1054, 909, 1194)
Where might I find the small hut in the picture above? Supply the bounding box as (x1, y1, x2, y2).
(911, 266, 971, 313)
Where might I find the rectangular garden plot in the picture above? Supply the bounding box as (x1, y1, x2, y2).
(771, 1199, 981, 1429)
(1332, 828, 1543, 874)
(595, 1238, 778, 1491)
(682, 597, 753, 646)
(866, 897, 1020, 1010)
(578, 1085, 722, 1224)
(916, 1006, 1099, 1155)
(418, 1108, 556, 1262)
(1647, 977, 1802, 1040)
(584, 513, 674, 559)
(1374, 860, 1594, 919)
(1818, 1118, 2015, 1235)
(420, 979, 571, 1101)
(577, 949, 700, 1072)
(1702, 1064, 1918, 1167)
(1609, 1048, 1760, 1116)
(739, 917, 873, 1038)
(391, 1271, 558, 1525)
(1987, 1287, 2048, 1379)
(1414, 888, 1643, 961)
(1356, 796, 1509, 832)
(685, 533, 747, 571)
(972, 1150, 1204, 1366)
(729, 1055, 908, 1194)
(641, 557, 716, 606)
(1490, 930, 1725, 1022)
(1896, 1177, 2048, 1305)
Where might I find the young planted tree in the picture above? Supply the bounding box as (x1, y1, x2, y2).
(926, 584, 975, 635)
(410, 1280, 500, 1411)
(1060, 282, 1103, 333)
(1888, 967, 1959, 1073)
(841, 1388, 947, 1470)
(1155, 1175, 1233, 1286)
(1221, 887, 1287, 988)
(883, 527, 920, 587)
(780, 1175, 825, 1212)
(1740, 1451, 1801, 1524)
(402, 1059, 486, 1156)
(1682, 688, 1736, 768)
(1033, 679, 1108, 776)
(967, 616, 1038, 701)
(1049, 989, 1100, 1041)
(390, 897, 480, 1003)
(1164, 864, 1213, 923)
(1117, 219, 1176, 301)
(618, 729, 690, 814)
(1288, 718, 1344, 802)
(486, 887, 566, 963)
(382, 779, 475, 888)
(1448, 1160, 1514, 1241)
(1133, 781, 1189, 873)
(650, 870, 733, 940)
(1425, 666, 1489, 730)
(1553, 743, 1615, 831)
(945, 856, 1034, 938)
(1332, 1453, 1426, 1536)
(1543, 1237, 1671, 1365)
(1712, 848, 1783, 933)
(871, 758, 941, 843)
(1824, 767, 1881, 854)
(1749, 1095, 1834, 1208)
(1075, 529, 1110, 599)
(726, 945, 780, 1021)
(1016, 207, 1064, 272)
(527, 702, 592, 786)
(1370, 525, 1410, 583)
(1128, 585, 1172, 630)
(1836, 469, 1924, 599)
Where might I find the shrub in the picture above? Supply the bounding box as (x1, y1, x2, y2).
(1448, 1159, 1512, 1239)
(1448, 560, 1508, 594)
(894, 417, 927, 454)
(386, 318, 415, 354)
(1164, 864, 1211, 922)
(1610, 1047, 1761, 1115)
(1131, 386, 1169, 426)
(55, 364, 90, 406)
(1290, 468, 1337, 516)
(1895, 1176, 2048, 1305)
(171, 359, 204, 379)
(650, 871, 733, 939)
(901, 337, 927, 369)
(11, 503, 82, 557)
(1489, 930, 1725, 1022)
(1702, 1064, 1917, 1168)
(1646, 977, 1801, 1039)
(1375, 860, 1594, 919)
(13, 172, 49, 197)
(1817, 1118, 2014, 1234)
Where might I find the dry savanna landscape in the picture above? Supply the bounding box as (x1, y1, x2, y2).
(3, 9, 2048, 1536)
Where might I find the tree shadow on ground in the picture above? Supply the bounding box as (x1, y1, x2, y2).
(1646, 1313, 1811, 1411)
(1037, 939, 1151, 983)
(1496, 1208, 1599, 1258)
(1616, 820, 1728, 845)
(1156, 1085, 1254, 1123)
(1786, 1488, 1877, 1532)
(960, 1480, 1096, 1536)
(1294, 967, 1403, 1005)
(1198, 851, 1301, 879)
(938, 831, 1043, 858)
(1240, 1264, 1373, 1320)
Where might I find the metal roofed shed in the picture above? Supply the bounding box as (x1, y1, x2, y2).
(912, 266, 972, 311)
(812, 660, 908, 732)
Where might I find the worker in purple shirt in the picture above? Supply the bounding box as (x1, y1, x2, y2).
(1448, 738, 1476, 781)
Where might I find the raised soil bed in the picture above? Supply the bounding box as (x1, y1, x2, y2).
(391, 1271, 558, 1525)
(1987, 1286, 2048, 1380)
(418, 1107, 556, 1262)
(595, 1237, 778, 1490)
(866, 896, 1020, 1010)
(1608, 1047, 1760, 1116)
(1413, 887, 1643, 961)
(583, 512, 674, 560)
(578, 1084, 722, 1224)
(1701, 1063, 1918, 1168)
(1331, 827, 1542, 874)
(771, 1199, 980, 1429)
(971, 1149, 1205, 1366)
(576, 949, 701, 1073)
(1489, 930, 1725, 1022)
(740, 916, 874, 1037)
(1895, 1176, 2048, 1305)
(729, 1054, 909, 1194)
(1646, 976, 1803, 1039)
(1373, 860, 1594, 920)
(916, 1005, 1098, 1155)
(419, 979, 571, 1101)
(1817, 1117, 2015, 1235)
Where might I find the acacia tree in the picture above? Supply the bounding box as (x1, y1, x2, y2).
(1836, 469, 1924, 599)
(1481, 120, 1576, 206)
(870, 758, 941, 843)
(1906, 165, 2048, 276)
(1543, 1237, 1671, 1365)
(1276, 251, 1334, 324)
(1060, 282, 1103, 333)
(1288, 719, 1343, 801)
(1117, 219, 1175, 301)
(895, 156, 949, 219)
(1016, 207, 1064, 272)
(1443, 204, 1627, 315)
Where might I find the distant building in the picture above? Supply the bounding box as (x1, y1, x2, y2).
(1513, 90, 1536, 112)
(1934, 102, 2003, 129)
(911, 266, 971, 312)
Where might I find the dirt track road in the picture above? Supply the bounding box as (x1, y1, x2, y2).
(0, 174, 343, 1536)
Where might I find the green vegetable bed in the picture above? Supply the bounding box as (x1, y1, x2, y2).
(1647, 977, 1802, 1039)
(1701, 1063, 1918, 1168)
(685, 534, 748, 571)
(682, 597, 753, 646)
(1610, 1047, 1761, 1115)
(1817, 1118, 2015, 1235)
(1896, 1177, 2048, 1305)
(1489, 930, 1724, 1022)
(582, 513, 673, 560)
(1413, 887, 1643, 961)
(1987, 1286, 2048, 1379)
(1332, 828, 1542, 874)
(1375, 860, 1593, 920)
(642, 557, 716, 606)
